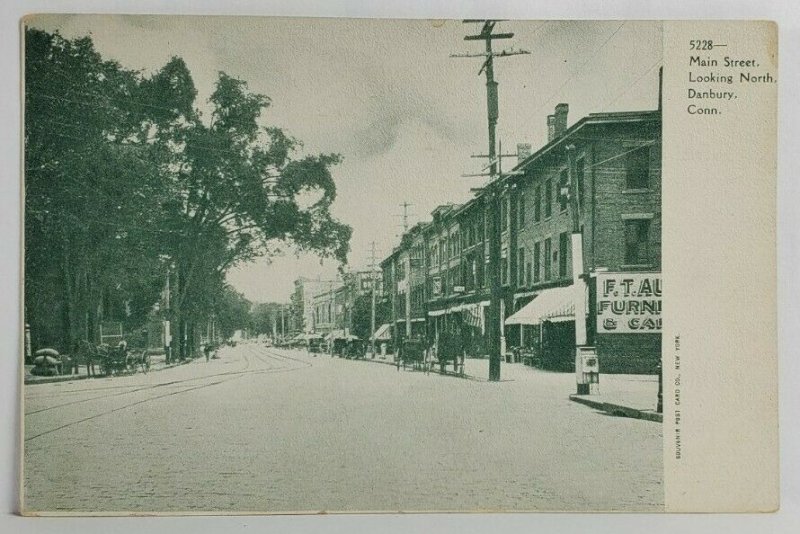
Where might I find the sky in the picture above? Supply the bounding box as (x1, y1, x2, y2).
(28, 15, 662, 303)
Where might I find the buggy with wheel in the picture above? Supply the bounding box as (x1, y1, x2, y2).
(126, 348, 151, 373)
(98, 341, 130, 376)
(396, 338, 426, 371)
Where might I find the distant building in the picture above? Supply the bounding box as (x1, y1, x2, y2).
(293, 277, 335, 334)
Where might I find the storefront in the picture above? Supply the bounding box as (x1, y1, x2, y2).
(506, 285, 583, 371)
(505, 273, 661, 374)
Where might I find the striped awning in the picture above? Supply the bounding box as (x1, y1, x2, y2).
(505, 285, 584, 325)
(371, 323, 392, 341)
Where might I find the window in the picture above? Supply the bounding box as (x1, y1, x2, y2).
(533, 242, 541, 283)
(518, 192, 525, 229)
(544, 179, 552, 218)
(451, 265, 461, 290)
(534, 186, 541, 222)
(501, 257, 508, 286)
(625, 145, 650, 189)
(526, 261, 532, 286)
(559, 169, 568, 212)
(576, 158, 586, 208)
(518, 247, 526, 287)
(544, 238, 552, 280)
(500, 197, 509, 232)
(559, 232, 569, 277)
(624, 218, 651, 264)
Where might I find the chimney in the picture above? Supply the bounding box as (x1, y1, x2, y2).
(553, 103, 569, 138)
(547, 115, 555, 142)
(516, 143, 532, 166)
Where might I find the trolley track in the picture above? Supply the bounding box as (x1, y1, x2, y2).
(24, 345, 315, 441)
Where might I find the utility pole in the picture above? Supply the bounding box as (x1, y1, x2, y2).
(566, 145, 594, 394)
(397, 201, 414, 233)
(280, 304, 285, 341)
(453, 20, 529, 382)
(370, 241, 378, 359)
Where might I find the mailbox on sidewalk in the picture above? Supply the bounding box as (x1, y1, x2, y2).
(576, 346, 599, 395)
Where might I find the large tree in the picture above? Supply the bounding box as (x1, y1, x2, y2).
(25, 28, 169, 351)
(24, 27, 352, 356)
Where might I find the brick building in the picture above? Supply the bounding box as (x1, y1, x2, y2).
(507, 105, 661, 373)
(380, 104, 662, 374)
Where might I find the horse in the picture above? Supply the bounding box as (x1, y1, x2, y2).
(71, 339, 103, 377)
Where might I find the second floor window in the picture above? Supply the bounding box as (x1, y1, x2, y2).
(533, 242, 541, 283)
(626, 145, 650, 189)
(544, 238, 552, 281)
(559, 170, 568, 212)
(624, 218, 651, 265)
(518, 247, 526, 287)
(559, 232, 569, 278)
(534, 186, 541, 222)
(518, 192, 525, 229)
(544, 179, 552, 218)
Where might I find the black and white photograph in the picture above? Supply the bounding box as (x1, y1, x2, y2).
(20, 14, 695, 514)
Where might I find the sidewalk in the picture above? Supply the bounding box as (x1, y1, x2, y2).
(301, 351, 662, 422)
(461, 358, 662, 422)
(24, 353, 179, 385)
(450, 357, 663, 421)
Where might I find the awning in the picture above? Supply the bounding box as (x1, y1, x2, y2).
(299, 332, 323, 341)
(328, 330, 359, 341)
(462, 302, 484, 328)
(428, 300, 489, 317)
(371, 323, 392, 341)
(325, 330, 353, 340)
(505, 285, 585, 325)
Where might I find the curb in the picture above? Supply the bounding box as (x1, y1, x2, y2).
(348, 354, 486, 382)
(24, 374, 90, 386)
(569, 394, 663, 423)
(24, 361, 178, 386)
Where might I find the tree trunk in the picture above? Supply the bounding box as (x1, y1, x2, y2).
(60, 234, 74, 354)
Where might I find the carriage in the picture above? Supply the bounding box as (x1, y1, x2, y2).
(396, 337, 465, 375)
(396, 338, 427, 371)
(72, 340, 150, 377)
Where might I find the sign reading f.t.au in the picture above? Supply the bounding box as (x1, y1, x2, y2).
(596, 272, 662, 333)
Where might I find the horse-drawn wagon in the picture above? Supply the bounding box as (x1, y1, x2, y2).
(72, 340, 150, 377)
(396, 338, 426, 371)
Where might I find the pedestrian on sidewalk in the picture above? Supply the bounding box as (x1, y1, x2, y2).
(204, 344, 211, 362)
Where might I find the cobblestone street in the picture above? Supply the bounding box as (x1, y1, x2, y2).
(23, 343, 663, 513)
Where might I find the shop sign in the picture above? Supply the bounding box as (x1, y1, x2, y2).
(596, 272, 662, 333)
(432, 276, 442, 296)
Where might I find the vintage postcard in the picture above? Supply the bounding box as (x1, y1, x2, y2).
(19, 16, 778, 514)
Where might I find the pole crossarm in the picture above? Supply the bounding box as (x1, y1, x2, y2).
(464, 33, 515, 41)
(450, 49, 530, 59)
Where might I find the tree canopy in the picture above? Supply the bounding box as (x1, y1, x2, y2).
(24, 27, 351, 357)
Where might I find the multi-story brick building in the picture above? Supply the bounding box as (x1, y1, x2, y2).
(293, 277, 335, 334)
(507, 105, 661, 373)
(380, 104, 661, 374)
(311, 282, 347, 338)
